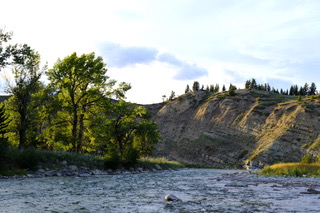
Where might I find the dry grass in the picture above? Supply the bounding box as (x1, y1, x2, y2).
(259, 163, 320, 177)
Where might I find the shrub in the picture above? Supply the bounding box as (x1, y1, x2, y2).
(103, 147, 121, 170)
(15, 148, 43, 170)
(301, 154, 314, 164)
(122, 147, 139, 168)
(0, 138, 9, 171)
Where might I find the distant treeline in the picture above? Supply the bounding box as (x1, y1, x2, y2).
(184, 78, 317, 96)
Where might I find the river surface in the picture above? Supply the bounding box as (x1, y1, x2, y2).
(1, 169, 320, 212)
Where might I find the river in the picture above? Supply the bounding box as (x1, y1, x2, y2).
(1, 169, 320, 212)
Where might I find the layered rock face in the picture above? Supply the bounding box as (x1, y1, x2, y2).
(145, 89, 320, 168)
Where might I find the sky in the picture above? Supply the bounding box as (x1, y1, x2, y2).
(1, 0, 320, 104)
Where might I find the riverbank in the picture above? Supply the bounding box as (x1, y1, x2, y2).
(0, 148, 184, 179)
(0, 162, 180, 179)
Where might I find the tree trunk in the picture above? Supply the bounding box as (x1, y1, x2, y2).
(72, 108, 78, 152)
(78, 112, 85, 153)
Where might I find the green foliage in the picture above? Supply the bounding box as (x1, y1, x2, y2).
(297, 94, 302, 102)
(133, 120, 160, 157)
(169, 91, 175, 101)
(301, 154, 314, 164)
(90, 100, 160, 162)
(0, 104, 9, 135)
(14, 148, 42, 170)
(192, 81, 200, 91)
(228, 84, 237, 96)
(4, 49, 44, 150)
(0, 138, 9, 171)
(122, 146, 139, 167)
(103, 146, 121, 170)
(46, 52, 131, 153)
(138, 157, 185, 170)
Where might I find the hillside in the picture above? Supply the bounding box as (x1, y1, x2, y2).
(145, 89, 320, 168)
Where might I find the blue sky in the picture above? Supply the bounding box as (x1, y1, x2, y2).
(1, 0, 320, 103)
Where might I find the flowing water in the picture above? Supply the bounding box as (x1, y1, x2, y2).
(1, 169, 320, 212)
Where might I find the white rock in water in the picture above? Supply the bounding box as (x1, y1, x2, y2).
(164, 194, 182, 202)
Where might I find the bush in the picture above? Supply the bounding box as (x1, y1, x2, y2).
(0, 138, 9, 171)
(122, 147, 139, 168)
(301, 154, 314, 164)
(15, 148, 43, 170)
(103, 147, 121, 170)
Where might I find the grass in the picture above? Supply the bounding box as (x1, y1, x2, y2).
(258, 163, 320, 177)
(0, 148, 104, 175)
(138, 157, 185, 170)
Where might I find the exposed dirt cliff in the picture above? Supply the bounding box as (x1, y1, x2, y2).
(145, 89, 320, 168)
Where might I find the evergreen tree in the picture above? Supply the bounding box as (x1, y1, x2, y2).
(169, 91, 175, 101)
(228, 84, 237, 96)
(185, 85, 190, 94)
(250, 78, 257, 89)
(209, 85, 214, 92)
(192, 81, 200, 91)
(0, 104, 9, 137)
(303, 83, 309, 96)
(222, 84, 226, 92)
(205, 85, 210, 92)
(245, 79, 251, 89)
(310, 82, 317, 95)
(214, 84, 220, 93)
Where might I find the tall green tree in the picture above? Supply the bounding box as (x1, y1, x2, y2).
(47, 52, 130, 153)
(4, 49, 44, 149)
(89, 100, 160, 161)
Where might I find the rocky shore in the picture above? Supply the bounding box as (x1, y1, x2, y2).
(0, 160, 175, 179)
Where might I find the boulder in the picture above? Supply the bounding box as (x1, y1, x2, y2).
(44, 171, 57, 177)
(37, 169, 45, 174)
(61, 160, 68, 166)
(155, 164, 162, 170)
(164, 194, 182, 202)
(68, 165, 79, 172)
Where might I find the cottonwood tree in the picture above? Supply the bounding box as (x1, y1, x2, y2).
(4, 49, 44, 149)
(89, 100, 160, 162)
(0, 29, 35, 70)
(47, 52, 130, 153)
